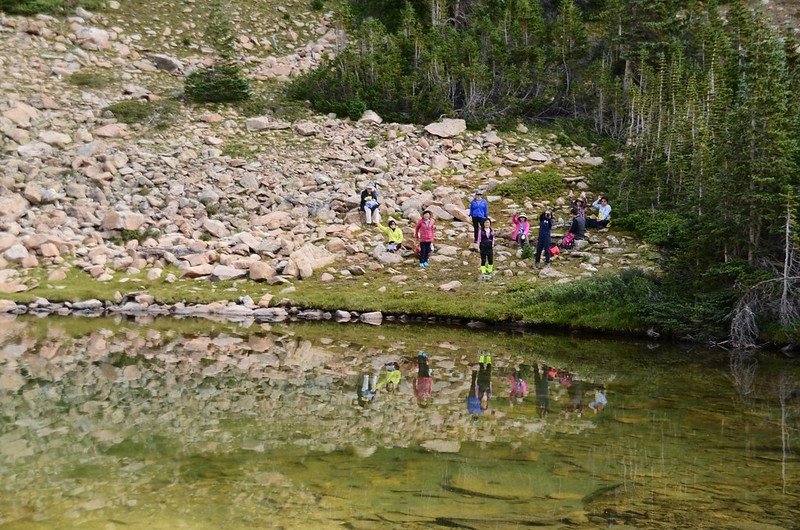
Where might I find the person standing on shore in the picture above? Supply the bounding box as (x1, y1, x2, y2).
(534, 210, 553, 267)
(415, 209, 436, 268)
(469, 189, 489, 246)
(477, 218, 495, 278)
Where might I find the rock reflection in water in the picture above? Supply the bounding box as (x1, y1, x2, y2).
(0, 315, 797, 529)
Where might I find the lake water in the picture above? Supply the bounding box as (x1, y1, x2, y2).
(0, 315, 797, 529)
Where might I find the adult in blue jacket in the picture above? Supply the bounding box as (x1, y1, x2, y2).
(469, 189, 489, 244)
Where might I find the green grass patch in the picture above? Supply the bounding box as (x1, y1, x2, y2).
(221, 140, 258, 159)
(67, 70, 115, 89)
(0, 0, 102, 15)
(104, 99, 181, 130)
(494, 169, 564, 203)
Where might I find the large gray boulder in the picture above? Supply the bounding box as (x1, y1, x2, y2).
(424, 118, 466, 138)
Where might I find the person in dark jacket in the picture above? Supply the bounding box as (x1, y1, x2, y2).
(360, 183, 381, 225)
(477, 218, 495, 277)
(535, 210, 554, 266)
(469, 189, 489, 244)
(569, 197, 586, 240)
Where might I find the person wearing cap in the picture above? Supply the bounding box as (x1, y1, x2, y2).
(360, 183, 381, 225)
(469, 189, 489, 245)
(586, 196, 612, 228)
(535, 210, 554, 266)
(414, 209, 436, 268)
(377, 218, 404, 252)
(511, 212, 530, 247)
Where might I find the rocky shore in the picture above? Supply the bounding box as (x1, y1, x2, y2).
(0, 5, 657, 331)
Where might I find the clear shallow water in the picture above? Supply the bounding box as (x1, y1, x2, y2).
(0, 315, 798, 529)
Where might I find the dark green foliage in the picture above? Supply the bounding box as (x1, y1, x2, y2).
(185, 64, 250, 103)
(104, 100, 180, 130)
(0, 0, 101, 15)
(184, 0, 251, 104)
(494, 170, 564, 202)
(310, 0, 324, 11)
(520, 244, 534, 260)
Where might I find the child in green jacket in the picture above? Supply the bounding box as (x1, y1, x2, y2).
(377, 219, 404, 252)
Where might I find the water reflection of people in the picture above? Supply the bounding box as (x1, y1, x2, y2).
(508, 367, 528, 405)
(357, 374, 377, 407)
(376, 362, 401, 392)
(567, 375, 585, 416)
(467, 352, 493, 417)
(588, 386, 608, 413)
(413, 351, 432, 407)
(533, 363, 550, 418)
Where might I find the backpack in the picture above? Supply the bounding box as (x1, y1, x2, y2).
(560, 232, 575, 250)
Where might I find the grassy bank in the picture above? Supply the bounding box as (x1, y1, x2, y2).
(3, 265, 652, 336)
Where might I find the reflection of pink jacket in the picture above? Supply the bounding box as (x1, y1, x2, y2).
(512, 215, 530, 239)
(509, 375, 528, 399)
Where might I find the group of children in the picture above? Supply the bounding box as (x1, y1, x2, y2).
(355, 351, 608, 420)
(361, 183, 612, 276)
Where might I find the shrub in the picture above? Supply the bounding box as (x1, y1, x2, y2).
(185, 64, 251, 103)
(494, 169, 564, 202)
(310, 0, 324, 11)
(420, 180, 435, 192)
(614, 210, 691, 249)
(104, 100, 180, 130)
(520, 243, 534, 260)
(68, 71, 113, 89)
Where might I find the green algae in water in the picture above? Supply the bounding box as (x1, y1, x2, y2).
(0, 316, 798, 529)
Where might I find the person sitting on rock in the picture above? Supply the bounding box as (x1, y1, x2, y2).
(376, 362, 401, 392)
(415, 209, 436, 268)
(413, 351, 433, 407)
(511, 212, 530, 247)
(477, 217, 495, 277)
(569, 195, 586, 240)
(586, 196, 612, 228)
(469, 189, 489, 245)
(377, 218, 404, 252)
(360, 183, 381, 225)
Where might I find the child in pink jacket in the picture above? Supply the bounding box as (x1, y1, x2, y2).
(511, 213, 530, 247)
(414, 210, 435, 268)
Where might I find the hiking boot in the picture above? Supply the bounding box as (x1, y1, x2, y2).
(479, 354, 486, 364)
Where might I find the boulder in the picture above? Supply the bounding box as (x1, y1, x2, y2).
(252, 307, 288, 322)
(373, 246, 402, 265)
(420, 440, 461, 453)
(249, 261, 276, 281)
(4, 103, 39, 128)
(527, 151, 550, 162)
(17, 141, 54, 158)
(575, 156, 604, 166)
(439, 280, 462, 292)
(293, 122, 318, 136)
(252, 210, 292, 229)
(0, 300, 18, 313)
(151, 54, 184, 73)
(39, 130, 72, 148)
(443, 204, 469, 222)
(76, 27, 111, 49)
(359, 110, 383, 124)
(94, 123, 129, 138)
(211, 265, 247, 281)
(0, 195, 29, 220)
(3, 244, 29, 263)
(424, 118, 466, 138)
(71, 299, 103, 310)
(359, 311, 383, 325)
(181, 264, 214, 278)
(203, 218, 229, 238)
(288, 243, 335, 280)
